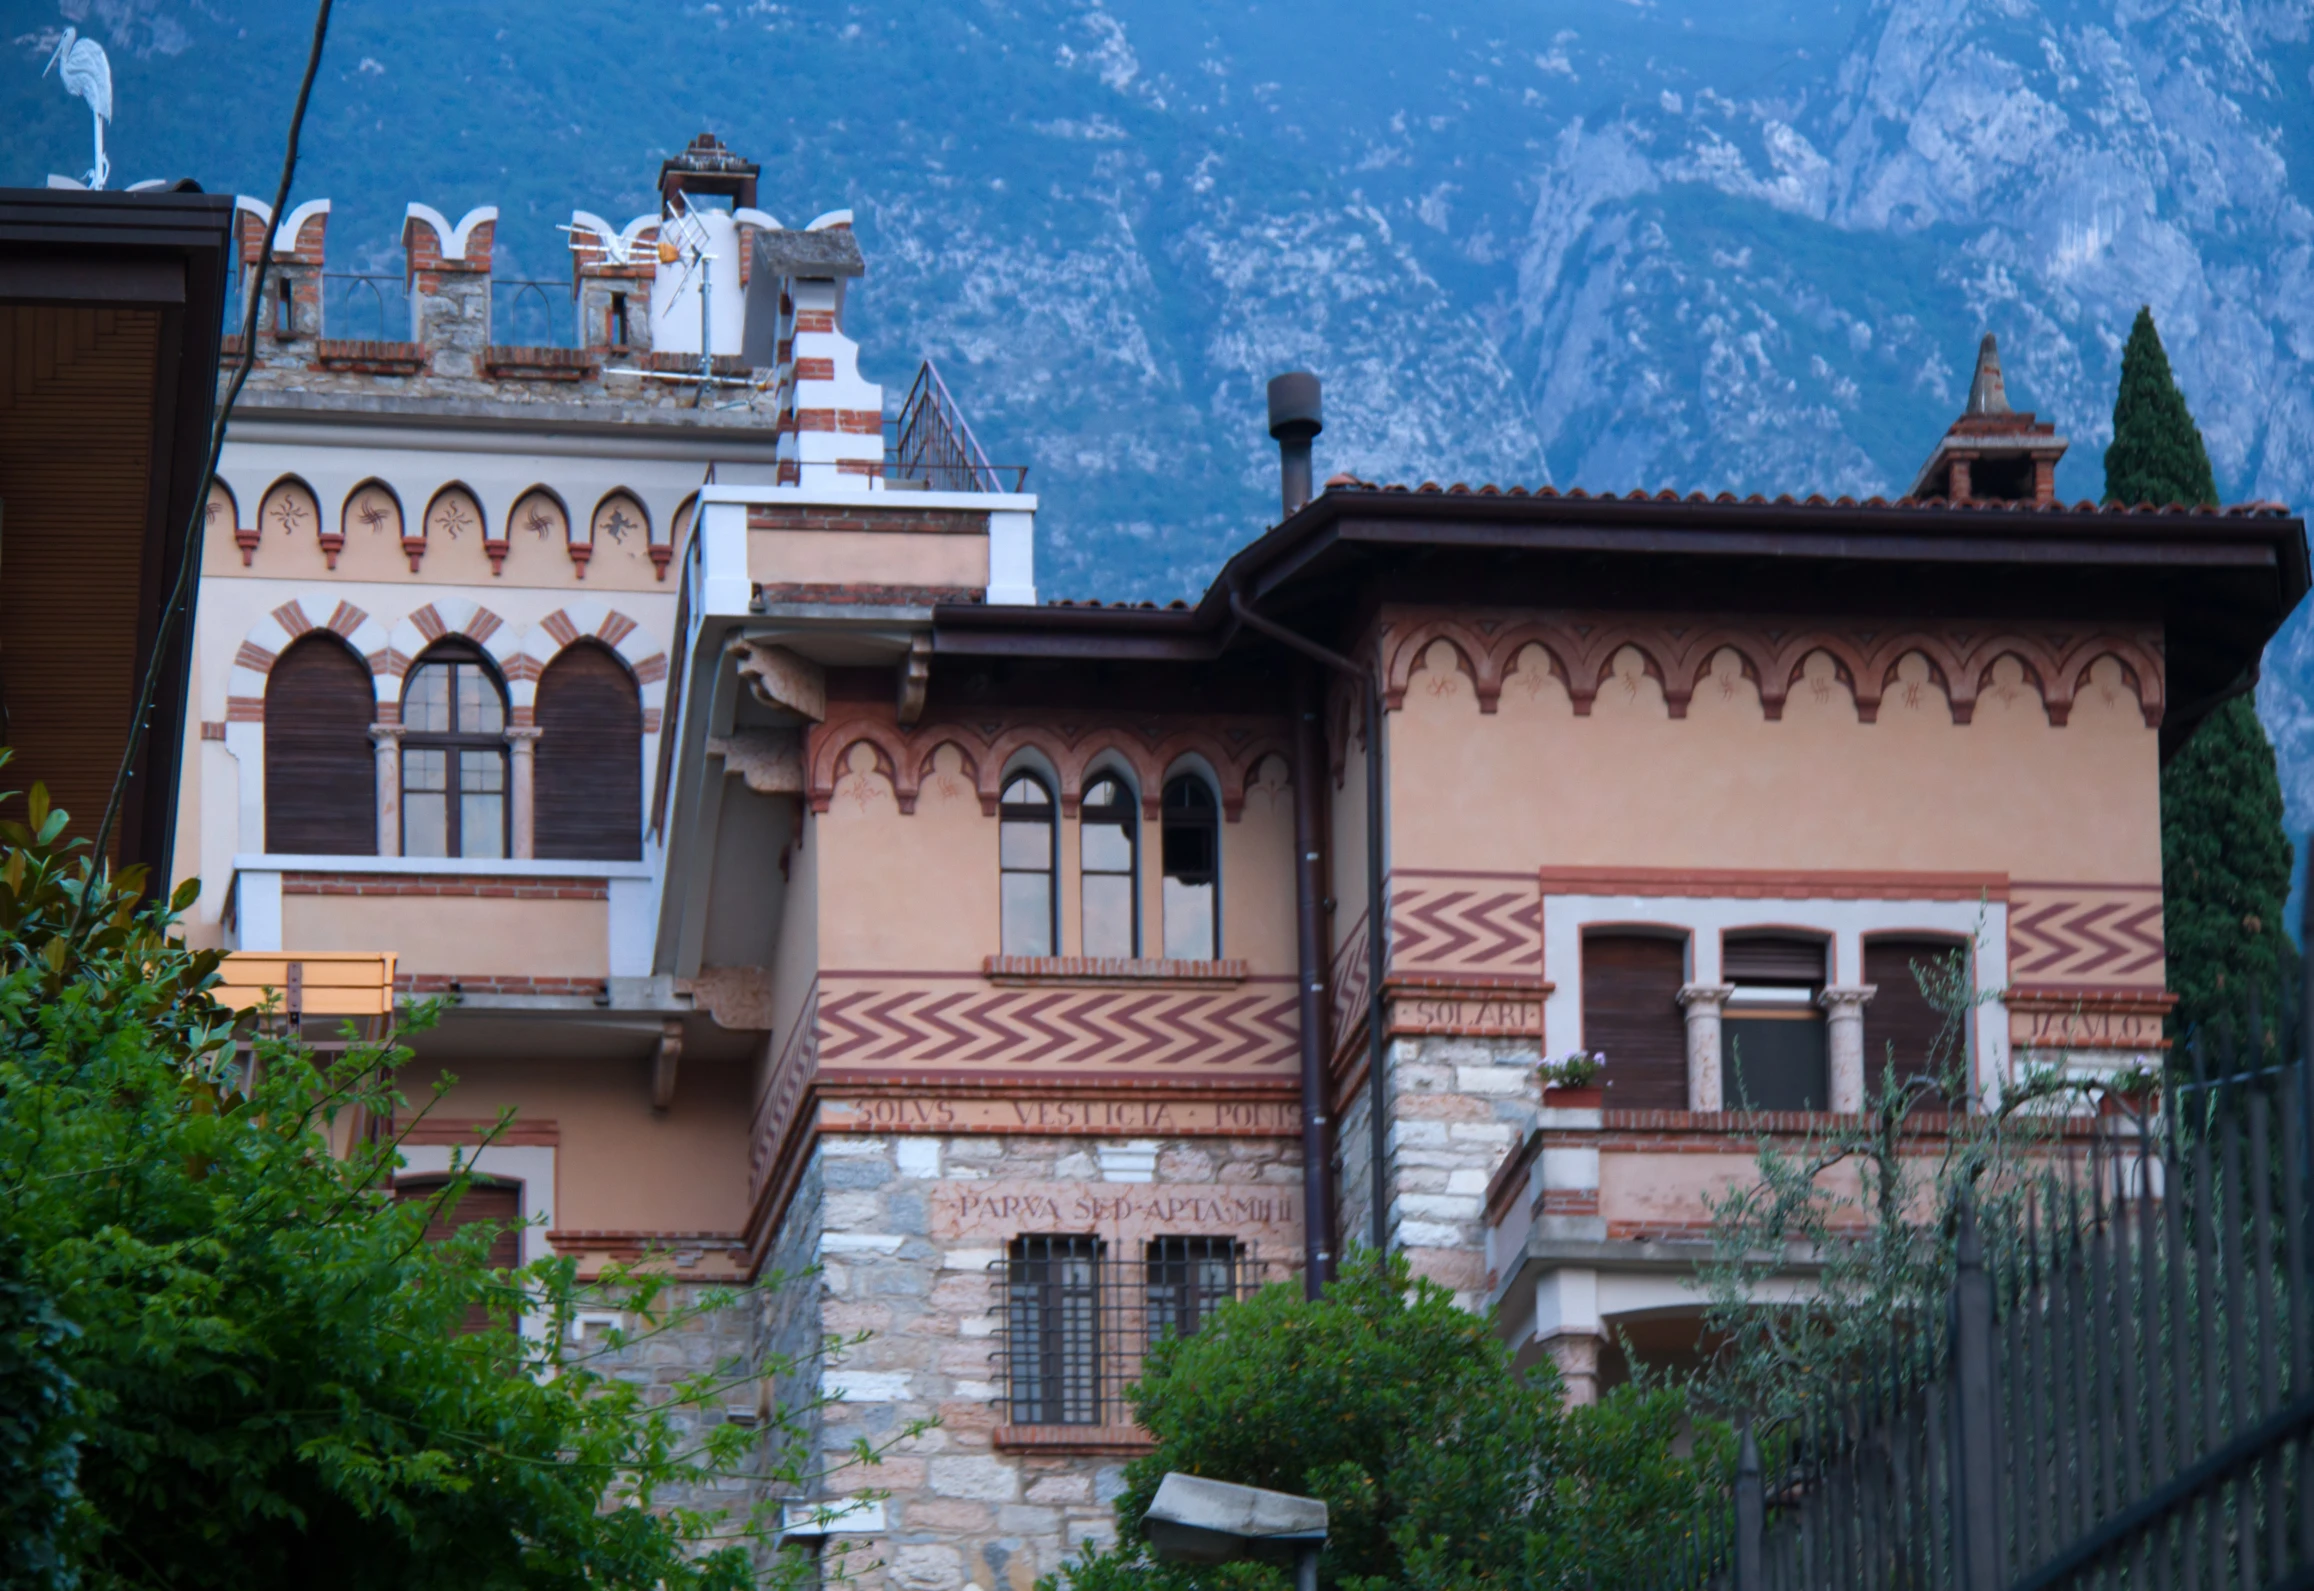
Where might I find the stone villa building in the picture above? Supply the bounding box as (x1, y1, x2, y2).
(158, 139, 2306, 1591)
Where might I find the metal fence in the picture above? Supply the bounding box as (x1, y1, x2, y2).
(993, 1239, 1283, 1429)
(489, 279, 576, 349)
(889, 360, 1027, 493)
(323, 272, 409, 342)
(1638, 1023, 2314, 1591)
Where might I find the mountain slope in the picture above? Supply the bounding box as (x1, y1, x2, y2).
(13, 0, 2314, 820)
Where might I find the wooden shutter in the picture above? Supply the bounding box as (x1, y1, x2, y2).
(264, 635, 377, 854)
(396, 1178, 522, 1336)
(1864, 937, 1967, 1100)
(535, 645, 643, 860)
(1723, 936, 1828, 982)
(1581, 934, 1689, 1110)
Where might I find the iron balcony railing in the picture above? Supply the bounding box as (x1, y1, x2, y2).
(993, 1238, 1284, 1430)
(888, 359, 1027, 493)
(322, 272, 410, 342)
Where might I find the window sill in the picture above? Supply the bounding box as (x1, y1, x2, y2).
(993, 1422, 1155, 1455)
(981, 955, 1250, 988)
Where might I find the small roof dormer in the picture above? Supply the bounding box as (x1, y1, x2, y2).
(1908, 334, 2068, 505)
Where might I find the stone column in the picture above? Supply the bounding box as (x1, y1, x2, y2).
(369, 725, 402, 858)
(507, 727, 542, 860)
(1820, 985, 1878, 1113)
(1678, 983, 1736, 1113)
(1544, 1333, 1604, 1407)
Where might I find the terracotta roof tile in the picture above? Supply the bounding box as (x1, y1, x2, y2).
(1312, 475, 2292, 518)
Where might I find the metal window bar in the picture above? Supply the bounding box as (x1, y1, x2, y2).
(888, 360, 1028, 493)
(999, 1240, 1278, 1428)
(322, 272, 410, 342)
(489, 278, 576, 349)
(1606, 1004, 2314, 1591)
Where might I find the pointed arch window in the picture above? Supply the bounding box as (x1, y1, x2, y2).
(1000, 773, 1056, 956)
(264, 634, 376, 854)
(1080, 774, 1139, 958)
(1160, 776, 1219, 960)
(535, 643, 642, 860)
(401, 643, 508, 859)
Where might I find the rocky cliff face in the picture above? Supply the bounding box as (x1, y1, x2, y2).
(13, 0, 2314, 802)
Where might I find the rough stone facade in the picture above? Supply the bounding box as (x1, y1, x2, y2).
(775, 1130, 1305, 1591)
(1385, 1034, 1545, 1308)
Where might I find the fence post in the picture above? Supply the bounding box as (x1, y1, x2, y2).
(1948, 1190, 2001, 1591)
(1734, 1420, 1764, 1591)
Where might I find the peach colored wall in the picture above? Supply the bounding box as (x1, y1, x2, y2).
(1223, 754, 1297, 968)
(281, 895, 607, 977)
(747, 527, 988, 590)
(1392, 641, 2159, 884)
(814, 742, 1301, 973)
(818, 743, 999, 969)
(412, 1053, 752, 1233)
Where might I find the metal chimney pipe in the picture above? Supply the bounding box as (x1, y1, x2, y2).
(1267, 371, 1323, 519)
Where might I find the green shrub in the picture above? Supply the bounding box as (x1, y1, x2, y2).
(0, 768, 887, 1589)
(1047, 1251, 1726, 1591)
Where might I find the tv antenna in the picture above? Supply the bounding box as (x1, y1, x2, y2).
(565, 197, 768, 405)
(44, 28, 114, 190)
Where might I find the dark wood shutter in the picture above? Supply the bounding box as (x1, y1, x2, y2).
(535, 644, 643, 860)
(1581, 934, 1689, 1110)
(264, 635, 376, 854)
(397, 1177, 522, 1335)
(1864, 937, 1968, 1101)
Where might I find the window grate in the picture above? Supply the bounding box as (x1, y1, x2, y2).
(998, 1238, 1278, 1428)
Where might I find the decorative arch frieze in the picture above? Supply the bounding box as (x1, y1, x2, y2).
(513, 604, 670, 731)
(1380, 608, 2164, 729)
(382, 599, 519, 723)
(806, 708, 1293, 821)
(227, 595, 396, 721)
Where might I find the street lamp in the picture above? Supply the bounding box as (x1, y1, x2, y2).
(1144, 1472, 1330, 1591)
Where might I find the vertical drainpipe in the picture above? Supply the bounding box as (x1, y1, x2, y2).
(1291, 664, 1336, 1298)
(1256, 370, 1394, 1275)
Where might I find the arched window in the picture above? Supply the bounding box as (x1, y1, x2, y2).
(1160, 776, 1219, 960)
(264, 634, 376, 855)
(1080, 773, 1138, 958)
(1580, 933, 1688, 1109)
(999, 773, 1056, 956)
(535, 644, 642, 861)
(401, 643, 508, 859)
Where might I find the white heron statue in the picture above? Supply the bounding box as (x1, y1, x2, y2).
(43, 28, 114, 191)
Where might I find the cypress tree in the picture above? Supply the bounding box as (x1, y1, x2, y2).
(2106, 307, 2218, 507)
(2116, 307, 2295, 1035)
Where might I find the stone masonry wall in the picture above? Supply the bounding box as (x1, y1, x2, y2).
(1388, 1034, 1544, 1308)
(782, 1130, 1304, 1591)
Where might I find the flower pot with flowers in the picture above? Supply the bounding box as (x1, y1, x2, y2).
(1537, 1050, 1606, 1108)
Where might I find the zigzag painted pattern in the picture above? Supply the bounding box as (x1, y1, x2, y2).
(816, 978, 1297, 1073)
(2008, 887, 2165, 984)
(1328, 913, 1371, 1054)
(1390, 879, 1543, 979)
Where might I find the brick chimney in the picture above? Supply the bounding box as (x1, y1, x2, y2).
(232, 196, 329, 360)
(1909, 334, 2068, 505)
(403, 203, 498, 378)
(751, 214, 881, 488)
